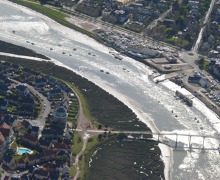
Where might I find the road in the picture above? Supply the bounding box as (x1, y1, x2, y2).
(192, 0, 216, 52)
(9, 78, 51, 130)
(146, 5, 172, 30)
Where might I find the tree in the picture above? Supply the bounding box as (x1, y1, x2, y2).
(98, 124, 102, 129)
(199, 58, 205, 65)
(98, 134, 103, 141)
(165, 28, 175, 38)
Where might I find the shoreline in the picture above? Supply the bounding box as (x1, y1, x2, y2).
(1, 0, 218, 179)
(0, 54, 165, 179)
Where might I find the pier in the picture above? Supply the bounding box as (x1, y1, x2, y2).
(78, 129, 220, 152)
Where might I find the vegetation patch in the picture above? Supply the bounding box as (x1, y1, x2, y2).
(0, 40, 49, 60)
(71, 132, 83, 156)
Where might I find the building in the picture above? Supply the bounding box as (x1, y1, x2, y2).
(53, 106, 68, 124)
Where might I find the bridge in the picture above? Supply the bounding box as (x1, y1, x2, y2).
(76, 129, 220, 152)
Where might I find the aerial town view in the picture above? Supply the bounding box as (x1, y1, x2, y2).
(0, 0, 219, 179)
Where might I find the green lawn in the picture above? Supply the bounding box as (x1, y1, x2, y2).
(72, 132, 83, 156)
(70, 166, 77, 177)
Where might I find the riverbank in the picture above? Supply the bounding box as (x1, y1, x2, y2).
(0, 40, 49, 60)
(0, 54, 166, 179)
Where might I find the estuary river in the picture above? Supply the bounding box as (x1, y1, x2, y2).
(1, 1, 220, 179)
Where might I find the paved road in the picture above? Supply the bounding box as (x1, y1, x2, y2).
(192, 0, 216, 52)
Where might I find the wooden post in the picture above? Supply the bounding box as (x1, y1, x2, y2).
(202, 137, 205, 150)
(175, 134, 178, 149)
(189, 135, 192, 149)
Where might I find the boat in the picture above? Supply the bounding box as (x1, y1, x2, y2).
(100, 70, 104, 72)
(50, 48, 53, 50)
(62, 52, 66, 54)
(106, 72, 110, 74)
(73, 48, 77, 51)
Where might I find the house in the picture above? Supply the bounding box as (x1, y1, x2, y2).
(0, 122, 13, 145)
(42, 150, 56, 162)
(26, 153, 42, 165)
(20, 95, 36, 107)
(22, 133, 38, 146)
(188, 76, 202, 84)
(8, 141, 18, 154)
(56, 150, 70, 161)
(0, 75, 11, 85)
(20, 120, 32, 131)
(64, 130, 73, 140)
(6, 95, 20, 105)
(31, 126, 39, 137)
(33, 77, 47, 88)
(18, 105, 34, 116)
(48, 173, 59, 180)
(43, 162, 56, 173)
(62, 165, 70, 179)
(39, 139, 50, 149)
(0, 132, 6, 154)
(48, 88, 62, 99)
(53, 106, 68, 124)
(16, 158, 26, 169)
(213, 63, 220, 78)
(41, 128, 64, 139)
(50, 142, 69, 151)
(55, 160, 63, 171)
(0, 98, 8, 111)
(0, 83, 9, 95)
(3, 155, 15, 169)
(15, 85, 29, 94)
(33, 169, 49, 180)
(1, 114, 17, 127)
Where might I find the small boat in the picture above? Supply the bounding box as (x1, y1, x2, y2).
(62, 52, 66, 54)
(88, 52, 91, 55)
(26, 41, 30, 43)
(58, 44, 62, 46)
(73, 48, 77, 51)
(69, 54, 72, 56)
(50, 48, 53, 50)
(123, 68, 126, 70)
(12, 30, 15, 33)
(106, 72, 110, 74)
(100, 69, 104, 72)
(31, 43, 35, 45)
